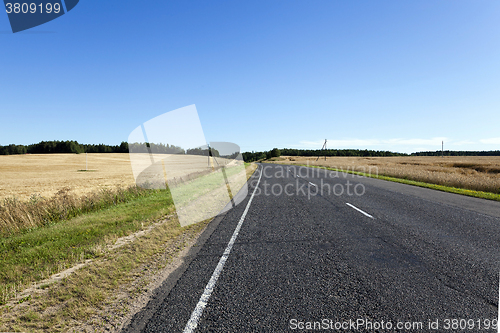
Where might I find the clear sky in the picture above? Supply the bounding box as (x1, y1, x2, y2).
(1, 1, 499, 154)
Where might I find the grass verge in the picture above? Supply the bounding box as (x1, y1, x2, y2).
(292, 163, 500, 202)
(0, 211, 209, 332)
(0, 189, 174, 306)
(0, 186, 151, 237)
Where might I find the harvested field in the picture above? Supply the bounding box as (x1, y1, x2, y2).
(0, 154, 136, 201)
(276, 156, 500, 194)
(0, 153, 237, 201)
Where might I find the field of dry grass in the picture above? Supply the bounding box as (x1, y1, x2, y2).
(277, 156, 500, 194)
(0, 154, 136, 201)
(0, 153, 235, 201)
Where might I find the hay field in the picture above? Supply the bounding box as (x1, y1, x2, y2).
(0, 153, 227, 201)
(277, 156, 500, 194)
(0, 154, 136, 201)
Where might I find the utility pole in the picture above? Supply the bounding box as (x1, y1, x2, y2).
(316, 139, 327, 161)
(442, 141, 444, 158)
(208, 144, 215, 171)
(207, 144, 211, 167)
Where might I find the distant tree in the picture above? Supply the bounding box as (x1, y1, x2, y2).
(119, 141, 129, 153)
(186, 147, 220, 157)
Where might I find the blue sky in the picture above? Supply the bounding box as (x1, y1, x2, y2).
(1, 0, 499, 153)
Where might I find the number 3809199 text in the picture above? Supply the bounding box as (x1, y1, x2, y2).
(5, 3, 62, 14)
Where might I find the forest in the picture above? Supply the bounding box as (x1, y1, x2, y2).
(1, 141, 499, 161)
(0, 141, 184, 155)
(242, 148, 500, 162)
(242, 148, 405, 162)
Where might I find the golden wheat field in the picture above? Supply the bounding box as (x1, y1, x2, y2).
(0, 153, 224, 201)
(0, 154, 136, 201)
(278, 156, 500, 194)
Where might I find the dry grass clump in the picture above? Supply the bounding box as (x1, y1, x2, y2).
(0, 186, 149, 236)
(278, 156, 500, 194)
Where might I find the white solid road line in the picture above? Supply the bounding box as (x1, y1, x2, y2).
(308, 182, 317, 187)
(183, 166, 263, 333)
(346, 203, 374, 219)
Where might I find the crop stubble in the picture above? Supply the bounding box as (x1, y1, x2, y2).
(0, 153, 218, 201)
(279, 156, 500, 194)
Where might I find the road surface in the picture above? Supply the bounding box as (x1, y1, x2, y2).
(123, 163, 500, 332)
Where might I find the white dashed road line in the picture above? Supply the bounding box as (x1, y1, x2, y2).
(346, 203, 374, 219)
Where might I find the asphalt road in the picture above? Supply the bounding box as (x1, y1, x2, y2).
(123, 163, 500, 332)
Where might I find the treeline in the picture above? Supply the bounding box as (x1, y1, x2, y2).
(128, 142, 185, 154)
(0, 141, 129, 155)
(411, 150, 500, 156)
(3, 141, 499, 159)
(242, 148, 405, 162)
(0, 140, 208, 155)
(242, 148, 281, 162)
(280, 148, 405, 157)
(186, 147, 220, 157)
(243, 148, 500, 162)
(0, 141, 184, 155)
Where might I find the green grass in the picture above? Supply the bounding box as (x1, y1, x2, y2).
(297, 164, 500, 202)
(0, 186, 151, 237)
(0, 215, 208, 332)
(0, 189, 174, 305)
